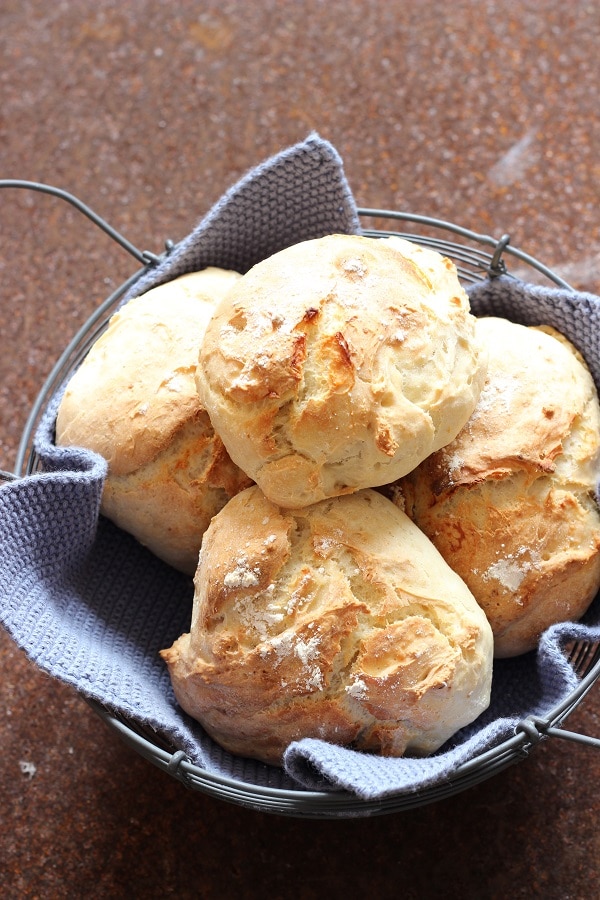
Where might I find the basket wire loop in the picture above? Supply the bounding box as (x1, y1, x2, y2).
(166, 750, 193, 787)
(2, 180, 600, 814)
(357, 207, 574, 290)
(488, 233, 511, 279)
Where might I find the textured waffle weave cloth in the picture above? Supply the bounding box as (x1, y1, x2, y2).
(2, 133, 600, 801)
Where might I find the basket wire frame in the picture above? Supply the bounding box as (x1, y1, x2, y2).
(2, 179, 600, 818)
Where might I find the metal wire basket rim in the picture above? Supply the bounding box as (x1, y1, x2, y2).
(88, 647, 600, 806)
(91, 699, 529, 816)
(0, 180, 574, 291)
(359, 206, 574, 290)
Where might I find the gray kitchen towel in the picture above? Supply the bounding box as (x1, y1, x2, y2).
(124, 131, 360, 300)
(2, 134, 600, 803)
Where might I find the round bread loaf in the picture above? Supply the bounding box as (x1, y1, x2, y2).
(160, 486, 493, 765)
(195, 234, 488, 508)
(55, 269, 253, 575)
(397, 316, 600, 657)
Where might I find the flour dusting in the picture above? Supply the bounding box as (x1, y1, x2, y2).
(345, 677, 368, 700)
(342, 257, 367, 278)
(470, 374, 518, 423)
(259, 629, 324, 691)
(482, 545, 541, 593)
(224, 554, 260, 590)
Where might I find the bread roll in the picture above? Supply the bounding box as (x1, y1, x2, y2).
(161, 486, 493, 765)
(56, 269, 252, 575)
(195, 234, 488, 508)
(397, 317, 600, 657)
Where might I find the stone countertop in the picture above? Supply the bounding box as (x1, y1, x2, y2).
(2, 2, 600, 897)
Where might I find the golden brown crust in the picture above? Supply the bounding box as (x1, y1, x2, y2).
(56, 268, 241, 475)
(161, 487, 493, 765)
(398, 317, 600, 657)
(101, 409, 252, 574)
(56, 268, 252, 574)
(196, 234, 487, 508)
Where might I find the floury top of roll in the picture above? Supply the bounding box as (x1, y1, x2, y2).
(195, 234, 488, 508)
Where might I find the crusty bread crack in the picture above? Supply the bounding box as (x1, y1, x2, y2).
(56, 268, 252, 574)
(397, 317, 600, 657)
(57, 231, 600, 764)
(161, 487, 493, 765)
(195, 234, 488, 508)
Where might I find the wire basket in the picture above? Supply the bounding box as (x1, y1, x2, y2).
(2, 180, 600, 819)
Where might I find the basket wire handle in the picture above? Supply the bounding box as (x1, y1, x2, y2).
(0, 179, 158, 265)
(518, 717, 600, 750)
(0, 179, 171, 476)
(512, 649, 600, 755)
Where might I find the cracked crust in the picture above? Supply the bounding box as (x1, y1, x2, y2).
(56, 269, 252, 574)
(160, 487, 493, 765)
(195, 234, 488, 508)
(397, 317, 600, 656)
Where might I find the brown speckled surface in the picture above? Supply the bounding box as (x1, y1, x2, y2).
(2, 2, 600, 897)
